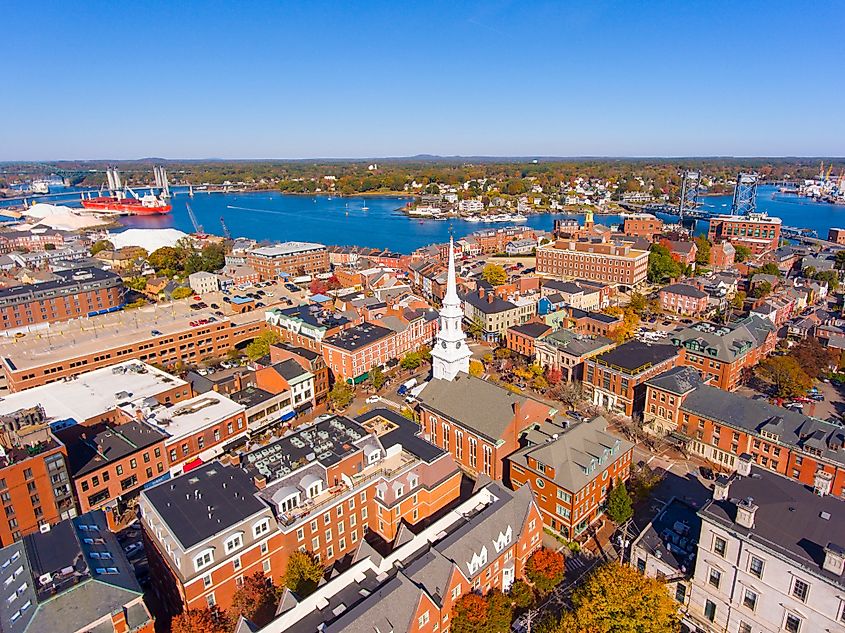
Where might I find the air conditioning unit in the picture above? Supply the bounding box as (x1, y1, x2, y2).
(39, 523, 51, 534)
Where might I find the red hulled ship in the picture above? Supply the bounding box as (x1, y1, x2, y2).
(81, 166, 172, 215)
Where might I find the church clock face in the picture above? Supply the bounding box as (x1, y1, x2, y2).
(455, 341, 461, 348)
(441, 341, 447, 349)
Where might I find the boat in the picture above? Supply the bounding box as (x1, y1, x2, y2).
(81, 166, 171, 215)
(29, 181, 50, 195)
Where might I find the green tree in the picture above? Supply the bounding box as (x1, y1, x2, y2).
(730, 290, 746, 310)
(757, 356, 812, 398)
(328, 381, 354, 410)
(835, 250, 845, 270)
(734, 244, 752, 262)
(628, 292, 648, 316)
(560, 561, 679, 633)
(481, 263, 508, 286)
(90, 239, 115, 255)
(605, 479, 633, 525)
(171, 286, 193, 300)
(755, 262, 782, 277)
(647, 245, 681, 283)
(812, 269, 840, 292)
(282, 550, 324, 597)
(467, 317, 485, 340)
(526, 547, 565, 595)
(400, 352, 421, 370)
(749, 281, 772, 299)
(694, 235, 711, 265)
(508, 579, 536, 610)
(369, 365, 386, 390)
(245, 331, 281, 361)
(485, 590, 514, 633)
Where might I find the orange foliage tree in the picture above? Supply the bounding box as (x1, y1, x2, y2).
(526, 547, 565, 595)
(171, 607, 229, 633)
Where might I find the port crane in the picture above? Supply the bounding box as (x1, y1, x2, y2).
(186, 202, 204, 234)
(220, 216, 232, 240)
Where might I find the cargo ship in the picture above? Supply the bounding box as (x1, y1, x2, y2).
(81, 166, 172, 215)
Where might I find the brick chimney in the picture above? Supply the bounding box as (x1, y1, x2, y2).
(822, 543, 845, 575)
(735, 497, 757, 529)
(110, 607, 129, 633)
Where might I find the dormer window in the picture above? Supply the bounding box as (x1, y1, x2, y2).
(252, 518, 270, 539)
(194, 548, 214, 572)
(224, 532, 244, 554)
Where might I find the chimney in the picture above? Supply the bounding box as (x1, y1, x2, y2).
(478, 288, 485, 299)
(488, 294, 494, 304)
(110, 607, 129, 633)
(814, 470, 833, 496)
(737, 453, 752, 477)
(735, 497, 757, 529)
(822, 543, 845, 576)
(712, 475, 731, 501)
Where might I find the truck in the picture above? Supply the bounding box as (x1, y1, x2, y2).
(397, 378, 418, 395)
(406, 382, 427, 403)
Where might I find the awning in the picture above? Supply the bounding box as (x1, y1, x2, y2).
(183, 458, 203, 473)
(279, 410, 296, 422)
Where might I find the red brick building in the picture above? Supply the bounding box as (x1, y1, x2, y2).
(270, 343, 331, 402)
(709, 241, 736, 270)
(322, 322, 397, 384)
(828, 227, 845, 245)
(0, 267, 123, 334)
(708, 213, 782, 255)
(622, 214, 663, 239)
(658, 239, 698, 267)
(508, 416, 634, 540)
(536, 239, 649, 288)
(246, 242, 330, 280)
(658, 283, 709, 316)
(506, 321, 552, 359)
(417, 374, 555, 479)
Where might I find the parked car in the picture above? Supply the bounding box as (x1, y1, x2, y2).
(193, 295, 201, 301)
(124, 542, 144, 558)
(210, 303, 220, 309)
(365, 395, 380, 404)
(222, 296, 231, 303)
(151, 329, 162, 336)
(699, 466, 715, 481)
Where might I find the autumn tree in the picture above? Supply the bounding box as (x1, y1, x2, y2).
(90, 239, 114, 255)
(546, 366, 562, 386)
(605, 479, 633, 525)
(171, 608, 229, 633)
(486, 589, 514, 633)
(245, 330, 281, 361)
(606, 306, 640, 344)
(734, 244, 752, 262)
(369, 365, 386, 390)
(550, 380, 583, 408)
(508, 579, 536, 610)
(757, 356, 812, 398)
(282, 550, 324, 597)
(789, 337, 837, 379)
(561, 561, 679, 633)
(229, 572, 280, 628)
(171, 286, 193, 300)
(469, 360, 484, 377)
(694, 235, 711, 265)
(481, 263, 507, 286)
(451, 593, 489, 633)
(328, 380, 354, 411)
(526, 547, 565, 595)
(309, 279, 328, 295)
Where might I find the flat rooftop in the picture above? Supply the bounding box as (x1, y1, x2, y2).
(249, 242, 326, 257)
(146, 391, 244, 443)
(58, 420, 168, 477)
(0, 361, 186, 424)
(323, 322, 394, 352)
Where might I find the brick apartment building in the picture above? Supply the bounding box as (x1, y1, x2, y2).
(828, 227, 845, 245)
(256, 482, 543, 633)
(0, 267, 124, 334)
(536, 239, 648, 288)
(265, 305, 354, 354)
(139, 409, 462, 614)
(246, 242, 329, 280)
(508, 416, 634, 540)
(709, 242, 736, 270)
(622, 213, 663, 239)
(417, 374, 555, 479)
(322, 322, 397, 384)
(708, 213, 782, 255)
(644, 374, 845, 496)
(584, 341, 680, 416)
(1, 311, 268, 393)
(670, 317, 776, 391)
(505, 322, 552, 359)
(270, 343, 331, 402)
(658, 283, 710, 316)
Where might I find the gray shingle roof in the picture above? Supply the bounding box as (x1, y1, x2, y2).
(645, 366, 706, 396)
(660, 283, 708, 299)
(670, 316, 773, 363)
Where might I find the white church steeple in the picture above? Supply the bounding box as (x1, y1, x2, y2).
(431, 238, 472, 381)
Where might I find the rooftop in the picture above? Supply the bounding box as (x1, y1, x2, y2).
(700, 466, 845, 587)
(634, 498, 701, 575)
(592, 340, 678, 374)
(0, 361, 187, 426)
(249, 242, 326, 258)
(0, 267, 121, 305)
(508, 322, 552, 339)
(462, 290, 517, 314)
(645, 366, 707, 396)
(671, 316, 774, 363)
(145, 391, 244, 443)
(323, 322, 394, 352)
(57, 420, 167, 477)
(539, 329, 614, 357)
(660, 283, 708, 299)
(142, 462, 267, 550)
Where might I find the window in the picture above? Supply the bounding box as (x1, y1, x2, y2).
(194, 549, 214, 572)
(452, 584, 462, 600)
(253, 519, 270, 538)
(203, 574, 212, 588)
(260, 542, 268, 555)
(224, 532, 243, 554)
(674, 583, 686, 603)
(708, 568, 721, 589)
(784, 613, 801, 633)
(748, 555, 764, 578)
(704, 600, 716, 622)
(738, 622, 751, 633)
(713, 535, 726, 557)
(206, 593, 216, 608)
(791, 578, 809, 602)
(263, 559, 271, 573)
(419, 611, 430, 627)
(742, 588, 757, 611)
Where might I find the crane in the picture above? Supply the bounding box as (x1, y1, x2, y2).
(186, 202, 204, 234)
(220, 216, 232, 240)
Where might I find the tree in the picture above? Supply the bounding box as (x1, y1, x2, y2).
(550, 380, 583, 408)
(730, 290, 746, 310)
(328, 380, 354, 410)
(467, 317, 485, 340)
(789, 337, 837, 380)
(628, 292, 648, 316)
(546, 366, 562, 386)
(734, 244, 752, 263)
(812, 269, 840, 292)
(171, 608, 229, 633)
(400, 352, 422, 370)
(508, 579, 536, 610)
(309, 279, 328, 295)
(90, 239, 114, 255)
(757, 356, 813, 398)
(562, 562, 679, 633)
(606, 306, 640, 344)
(369, 365, 386, 390)
(229, 572, 280, 628)
(282, 550, 324, 597)
(605, 479, 633, 525)
(755, 262, 782, 277)
(481, 263, 507, 286)
(451, 593, 489, 633)
(485, 590, 514, 633)
(171, 286, 193, 300)
(526, 547, 565, 595)
(694, 235, 711, 265)
(647, 245, 681, 283)
(532, 375, 549, 391)
(469, 360, 484, 377)
(835, 250, 845, 271)
(245, 331, 281, 361)
(749, 280, 772, 299)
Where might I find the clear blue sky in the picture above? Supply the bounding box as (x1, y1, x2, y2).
(3, 0, 843, 160)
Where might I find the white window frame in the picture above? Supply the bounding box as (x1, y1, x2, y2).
(194, 548, 214, 572)
(252, 518, 270, 539)
(224, 532, 244, 555)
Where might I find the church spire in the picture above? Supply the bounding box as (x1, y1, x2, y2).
(444, 237, 460, 307)
(431, 237, 471, 381)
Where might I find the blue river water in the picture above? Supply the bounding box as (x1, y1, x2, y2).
(7, 184, 844, 253)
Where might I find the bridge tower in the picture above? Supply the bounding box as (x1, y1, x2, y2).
(678, 170, 700, 220)
(731, 172, 758, 216)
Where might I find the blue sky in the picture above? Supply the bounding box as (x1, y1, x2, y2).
(2, 0, 843, 159)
